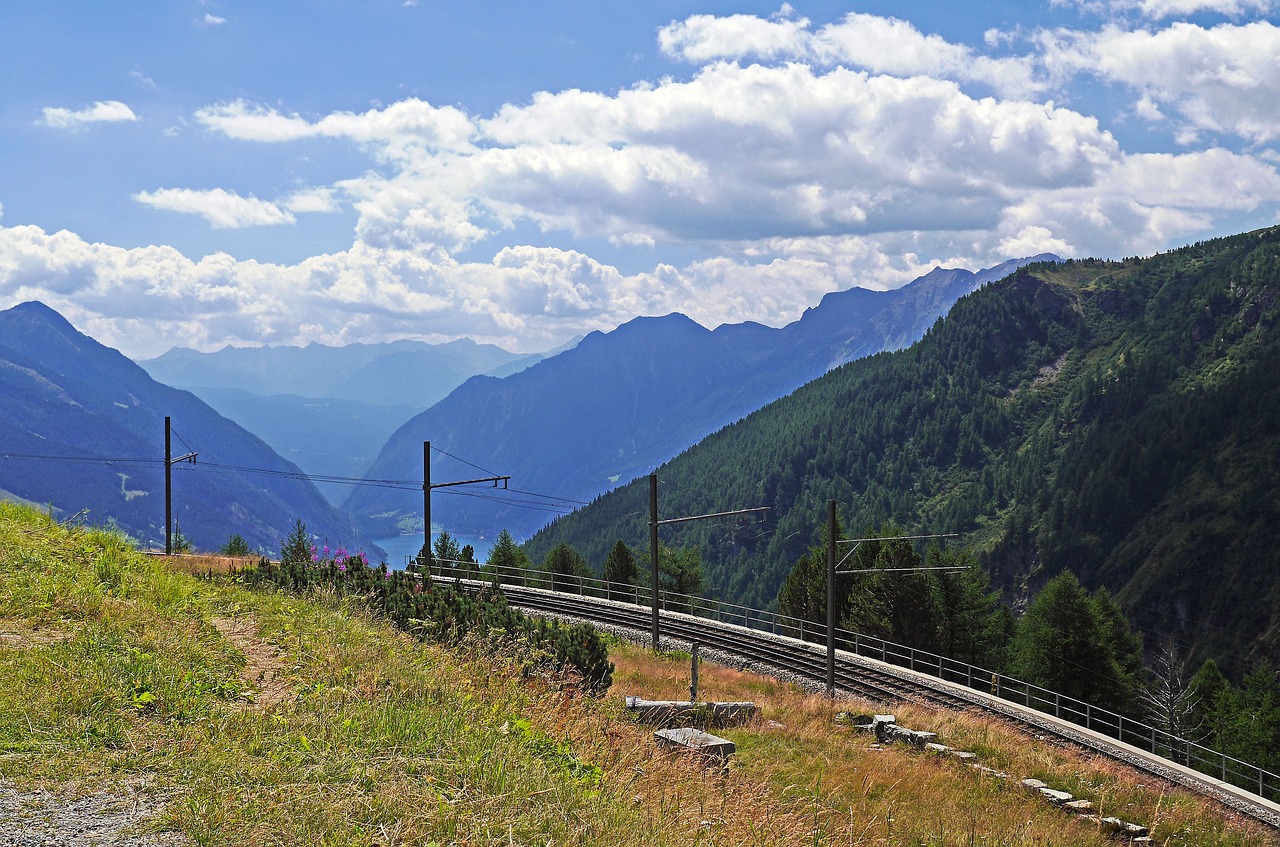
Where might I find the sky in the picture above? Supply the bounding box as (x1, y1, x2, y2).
(1, 1, 1278, 359)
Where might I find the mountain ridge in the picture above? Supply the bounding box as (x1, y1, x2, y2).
(0, 301, 383, 558)
(345, 255, 1054, 540)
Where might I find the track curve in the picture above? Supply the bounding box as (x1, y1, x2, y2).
(446, 578, 1280, 829)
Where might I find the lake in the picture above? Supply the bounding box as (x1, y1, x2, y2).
(374, 533, 495, 570)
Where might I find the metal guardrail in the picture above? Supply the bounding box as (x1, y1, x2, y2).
(410, 556, 1280, 802)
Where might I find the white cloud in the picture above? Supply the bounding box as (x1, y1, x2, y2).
(282, 187, 341, 214)
(658, 10, 1043, 98)
(0, 219, 953, 360)
(41, 101, 138, 130)
(11, 8, 1280, 360)
(1054, 0, 1275, 19)
(657, 9, 812, 63)
(201, 13, 227, 25)
(196, 98, 476, 156)
(133, 188, 296, 228)
(1041, 22, 1280, 142)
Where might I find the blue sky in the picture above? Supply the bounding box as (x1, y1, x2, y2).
(1, 0, 1278, 358)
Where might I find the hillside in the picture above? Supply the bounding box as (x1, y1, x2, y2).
(0, 502, 1267, 846)
(346, 256, 1052, 540)
(525, 228, 1280, 675)
(0, 301, 381, 557)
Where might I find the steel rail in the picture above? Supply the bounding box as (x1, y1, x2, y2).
(430, 574, 1280, 829)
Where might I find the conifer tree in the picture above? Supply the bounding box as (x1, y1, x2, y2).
(1010, 570, 1142, 712)
(487, 528, 532, 585)
(602, 539, 638, 600)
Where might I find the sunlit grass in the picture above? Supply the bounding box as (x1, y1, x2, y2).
(0, 501, 1273, 845)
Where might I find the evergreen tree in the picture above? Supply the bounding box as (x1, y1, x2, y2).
(543, 543, 592, 593)
(658, 545, 706, 611)
(1009, 570, 1142, 713)
(433, 531, 462, 574)
(1187, 657, 1230, 740)
(1090, 586, 1144, 703)
(459, 544, 478, 578)
(171, 518, 193, 554)
(1207, 662, 1280, 772)
(602, 539, 638, 600)
(776, 545, 827, 632)
(777, 511, 845, 636)
(487, 529, 532, 585)
(932, 548, 1007, 668)
(281, 519, 311, 566)
(220, 533, 251, 557)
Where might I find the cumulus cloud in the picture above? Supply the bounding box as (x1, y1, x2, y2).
(1041, 21, 1280, 142)
(201, 13, 227, 25)
(214, 62, 1113, 255)
(133, 188, 296, 228)
(196, 98, 476, 156)
(658, 10, 1043, 97)
(41, 100, 138, 130)
(657, 8, 813, 63)
(10, 7, 1280, 360)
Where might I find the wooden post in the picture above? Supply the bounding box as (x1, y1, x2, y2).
(690, 643, 700, 702)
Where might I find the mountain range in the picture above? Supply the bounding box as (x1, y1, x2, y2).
(0, 301, 383, 558)
(524, 228, 1280, 675)
(139, 337, 571, 502)
(344, 255, 1055, 541)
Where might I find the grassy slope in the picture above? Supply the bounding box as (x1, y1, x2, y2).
(0, 502, 1271, 846)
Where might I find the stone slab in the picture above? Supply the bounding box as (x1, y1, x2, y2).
(654, 727, 736, 765)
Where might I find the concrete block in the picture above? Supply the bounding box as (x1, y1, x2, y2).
(654, 727, 736, 766)
(625, 696, 758, 727)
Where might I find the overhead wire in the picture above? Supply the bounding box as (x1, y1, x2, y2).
(2, 453, 161, 467)
(429, 444, 501, 478)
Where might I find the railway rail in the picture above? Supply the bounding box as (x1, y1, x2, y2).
(427, 573, 1280, 829)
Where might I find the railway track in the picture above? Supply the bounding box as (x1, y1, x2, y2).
(442, 578, 1280, 829)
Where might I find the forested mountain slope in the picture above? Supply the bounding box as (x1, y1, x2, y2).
(346, 256, 1050, 539)
(0, 301, 382, 557)
(526, 228, 1280, 675)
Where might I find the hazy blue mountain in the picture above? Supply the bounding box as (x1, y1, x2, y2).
(140, 337, 529, 408)
(0, 301, 384, 559)
(139, 336, 561, 504)
(187, 388, 421, 504)
(345, 256, 1053, 541)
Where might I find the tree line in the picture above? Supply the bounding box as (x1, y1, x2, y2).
(775, 521, 1280, 787)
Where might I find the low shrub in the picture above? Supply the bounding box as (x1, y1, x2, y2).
(237, 551, 613, 694)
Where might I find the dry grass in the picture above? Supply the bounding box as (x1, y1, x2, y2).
(145, 551, 259, 574)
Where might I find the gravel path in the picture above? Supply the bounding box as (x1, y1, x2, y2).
(0, 782, 188, 847)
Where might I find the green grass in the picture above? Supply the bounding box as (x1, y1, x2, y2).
(1, 501, 1276, 846)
